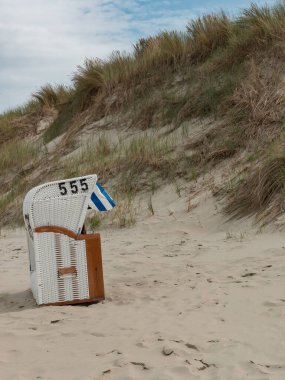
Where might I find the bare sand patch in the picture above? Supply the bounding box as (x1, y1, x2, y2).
(1, 189, 285, 379)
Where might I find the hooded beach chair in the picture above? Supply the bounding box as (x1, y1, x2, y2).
(23, 174, 115, 306)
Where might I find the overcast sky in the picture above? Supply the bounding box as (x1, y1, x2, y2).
(0, 0, 276, 113)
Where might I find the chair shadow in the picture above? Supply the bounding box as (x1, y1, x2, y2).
(0, 289, 37, 314)
(0, 290, 102, 313)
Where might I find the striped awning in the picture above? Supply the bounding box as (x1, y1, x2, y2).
(88, 182, 115, 212)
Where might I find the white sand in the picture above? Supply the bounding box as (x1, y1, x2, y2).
(1, 188, 285, 380)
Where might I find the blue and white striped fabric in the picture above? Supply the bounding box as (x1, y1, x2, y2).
(88, 182, 115, 212)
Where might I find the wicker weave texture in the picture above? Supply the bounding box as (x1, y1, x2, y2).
(34, 232, 89, 305)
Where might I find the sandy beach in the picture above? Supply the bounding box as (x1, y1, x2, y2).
(1, 188, 285, 380)
(3, 0, 285, 378)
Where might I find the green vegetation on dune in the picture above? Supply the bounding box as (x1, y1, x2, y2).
(2, 2, 285, 226)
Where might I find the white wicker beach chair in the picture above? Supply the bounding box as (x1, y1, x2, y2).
(23, 174, 114, 306)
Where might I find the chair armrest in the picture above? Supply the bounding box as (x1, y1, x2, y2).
(34, 225, 100, 241)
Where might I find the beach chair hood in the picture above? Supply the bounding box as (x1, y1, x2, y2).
(23, 174, 115, 236)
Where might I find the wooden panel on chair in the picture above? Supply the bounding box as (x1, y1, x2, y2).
(85, 234, 105, 299)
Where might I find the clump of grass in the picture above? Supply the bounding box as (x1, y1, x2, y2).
(97, 134, 113, 156)
(88, 214, 102, 232)
(72, 58, 105, 109)
(203, 132, 241, 164)
(71, 32, 189, 110)
(125, 134, 171, 170)
(145, 31, 188, 68)
(0, 176, 38, 228)
(175, 70, 239, 126)
(131, 95, 161, 130)
(0, 191, 16, 214)
(63, 133, 117, 180)
(85, 134, 117, 179)
(110, 194, 137, 228)
(223, 157, 285, 223)
(33, 84, 73, 108)
(86, 188, 137, 231)
(63, 132, 176, 196)
(132, 32, 189, 73)
(160, 93, 186, 126)
(0, 100, 41, 142)
(187, 12, 231, 62)
(116, 133, 181, 193)
(114, 133, 174, 192)
(147, 194, 155, 215)
(230, 59, 285, 132)
(0, 115, 16, 141)
(207, 147, 237, 162)
(235, 3, 285, 48)
(0, 100, 39, 121)
(196, 72, 238, 115)
(215, 3, 285, 68)
(0, 139, 39, 174)
(43, 102, 76, 143)
(103, 51, 136, 91)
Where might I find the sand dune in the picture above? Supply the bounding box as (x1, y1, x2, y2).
(1, 188, 285, 379)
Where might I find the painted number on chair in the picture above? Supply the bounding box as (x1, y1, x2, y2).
(58, 179, 89, 195)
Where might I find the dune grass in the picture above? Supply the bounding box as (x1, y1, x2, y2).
(35, 2, 285, 140)
(0, 100, 39, 121)
(8, 2, 284, 124)
(0, 139, 40, 174)
(223, 156, 285, 223)
(87, 192, 137, 230)
(0, 100, 40, 142)
(0, 138, 40, 227)
(4, 2, 285, 226)
(0, 175, 40, 227)
(32, 84, 73, 108)
(65, 132, 174, 228)
(230, 59, 285, 131)
(70, 3, 285, 104)
(43, 102, 74, 143)
(187, 12, 231, 62)
(63, 132, 173, 186)
(219, 126, 285, 223)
